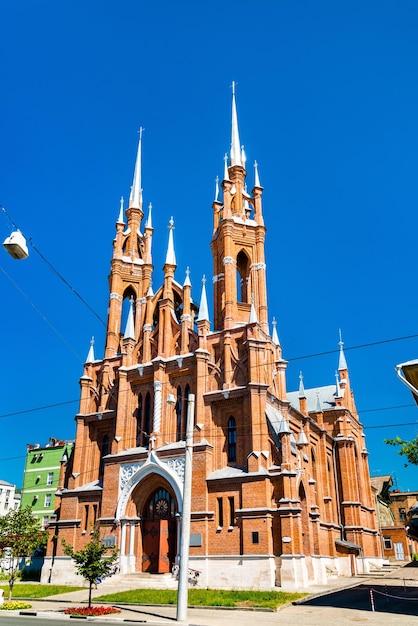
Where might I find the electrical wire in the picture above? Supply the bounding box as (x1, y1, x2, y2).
(0, 263, 83, 362)
(1, 204, 106, 327)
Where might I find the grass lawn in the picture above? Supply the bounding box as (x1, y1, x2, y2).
(0, 584, 83, 599)
(96, 588, 307, 610)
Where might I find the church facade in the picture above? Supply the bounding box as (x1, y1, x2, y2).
(44, 89, 382, 590)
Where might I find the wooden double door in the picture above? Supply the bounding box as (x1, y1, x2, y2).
(141, 488, 177, 573)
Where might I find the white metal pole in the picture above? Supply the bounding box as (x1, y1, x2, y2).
(176, 393, 195, 622)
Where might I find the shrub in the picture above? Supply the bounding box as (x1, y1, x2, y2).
(64, 606, 121, 616)
(1, 601, 32, 610)
(412, 553, 418, 562)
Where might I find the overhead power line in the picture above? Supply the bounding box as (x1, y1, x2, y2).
(1, 204, 106, 327)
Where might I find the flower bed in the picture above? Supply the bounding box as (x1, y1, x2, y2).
(1, 601, 32, 610)
(64, 605, 121, 616)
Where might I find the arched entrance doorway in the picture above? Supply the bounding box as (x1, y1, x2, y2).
(141, 488, 177, 573)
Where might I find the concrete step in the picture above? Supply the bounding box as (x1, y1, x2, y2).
(100, 572, 178, 590)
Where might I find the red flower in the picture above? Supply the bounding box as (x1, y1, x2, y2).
(64, 606, 121, 616)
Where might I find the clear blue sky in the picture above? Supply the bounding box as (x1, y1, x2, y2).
(1, 1, 418, 491)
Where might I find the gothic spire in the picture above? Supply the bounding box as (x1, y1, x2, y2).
(230, 81, 242, 167)
(117, 196, 125, 224)
(86, 336, 95, 363)
(338, 328, 348, 371)
(272, 317, 280, 346)
(249, 295, 258, 324)
(214, 176, 220, 203)
(335, 371, 342, 398)
(183, 266, 192, 288)
(254, 160, 261, 188)
(124, 298, 135, 340)
(223, 153, 230, 181)
(145, 202, 152, 229)
(298, 371, 306, 399)
(129, 127, 144, 209)
(197, 275, 209, 322)
(165, 217, 176, 266)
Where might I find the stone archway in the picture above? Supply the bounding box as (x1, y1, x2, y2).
(116, 452, 184, 575)
(125, 473, 179, 574)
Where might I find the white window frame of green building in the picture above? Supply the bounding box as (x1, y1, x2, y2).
(44, 494, 51, 508)
(46, 472, 54, 486)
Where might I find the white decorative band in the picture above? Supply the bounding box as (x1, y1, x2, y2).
(213, 273, 225, 283)
(153, 381, 162, 432)
(140, 297, 147, 305)
(143, 324, 153, 332)
(250, 262, 266, 271)
(110, 293, 123, 301)
(223, 256, 236, 265)
(181, 314, 192, 323)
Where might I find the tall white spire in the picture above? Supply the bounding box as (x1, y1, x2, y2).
(338, 328, 348, 370)
(165, 217, 176, 266)
(124, 297, 135, 340)
(145, 202, 153, 229)
(197, 275, 209, 322)
(117, 196, 125, 224)
(86, 336, 95, 363)
(249, 295, 258, 324)
(230, 81, 242, 167)
(129, 127, 144, 209)
(183, 266, 192, 288)
(214, 176, 220, 202)
(223, 153, 230, 181)
(254, 160, 261, 188)
(335, 371, 342, 398)
(272, 317, 280, 346)
(298, 371, 306, 398)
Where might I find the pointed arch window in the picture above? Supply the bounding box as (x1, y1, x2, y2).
(227, 416, 237, 463)
(136, 394, 143, 447)
(236, 251, 250, 303)
(176, 387, 183, 441)
(99, 434, 109, 481)
(121, 288, 136, 338)
(311, 448, 317, 482)
(142, 392, 152, 448)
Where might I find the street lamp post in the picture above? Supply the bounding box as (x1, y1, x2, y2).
(176, 392, 195, 622)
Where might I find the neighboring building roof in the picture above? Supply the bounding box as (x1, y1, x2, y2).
(371, 475, 393, 498)
(0, 480, 15, 488)
(287, 384, 338, 412)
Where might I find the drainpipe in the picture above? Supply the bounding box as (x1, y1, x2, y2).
(332, 440, 344, 541)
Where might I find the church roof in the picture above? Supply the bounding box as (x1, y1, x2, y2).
(287, 384, 338, 412)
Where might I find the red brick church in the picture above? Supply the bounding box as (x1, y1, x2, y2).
(44, 87, 382, 589)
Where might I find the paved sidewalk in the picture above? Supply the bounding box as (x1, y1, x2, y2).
(8, 565, 418, 625)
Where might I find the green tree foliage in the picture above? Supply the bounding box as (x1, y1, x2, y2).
(0, 506, 48, 600)
(62, 531, 118, 607)
(385, 435, 418, 466)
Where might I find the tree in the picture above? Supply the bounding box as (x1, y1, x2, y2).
(0, 506, 48, 600)
(385, 435, 418, 466)
(62, 531, 118, 607)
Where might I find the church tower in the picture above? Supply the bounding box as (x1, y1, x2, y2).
(44, 87, 381, 591)
(212, 82, 268, 334)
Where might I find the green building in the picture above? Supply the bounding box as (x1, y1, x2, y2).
(21, 438, 73, 528)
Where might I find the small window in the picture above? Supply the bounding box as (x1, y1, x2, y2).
(252, 531, 259, 544)
(44, 494, 51, 508)
(42, 516, 49, 529)
(228, 496, 235, 527)
(47, 472, 54, 486)
(217, 497, 223, 528)
(227, 417, 237, 463)
(399, 508, 406, 521)
(384, 537, 392, 550)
